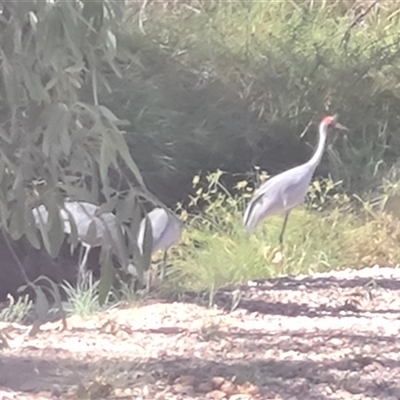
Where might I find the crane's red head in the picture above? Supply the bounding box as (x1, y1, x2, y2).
(321, 115, 348, 131)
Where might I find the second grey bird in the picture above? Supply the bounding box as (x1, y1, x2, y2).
(137, 207, 183, 281)
(243, 115, 348, 243)
(32, 201, 127, 282)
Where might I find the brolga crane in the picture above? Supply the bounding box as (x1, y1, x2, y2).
(33, 202, 182, 289)
(32, 201, 128, 284)
(136, 207, 183, 286)
(243, 115, 348, 244)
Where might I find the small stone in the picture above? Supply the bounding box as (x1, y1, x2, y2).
(220, 381, 237, 395)
(173, 383, 195, 396)
(174, 375, 196, 386)
(115, 388, 133, 397)
(198, 382, 214, 393)
(329, 338, 343, 346)
(206, 389, 228, 399)
(229, 394, 252, 400)
(212, 377, 226, 389)
(237, 382, 260, 396)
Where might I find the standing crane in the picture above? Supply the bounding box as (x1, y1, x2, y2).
(243, 115, 348, 243)
(32, 201, 128, 284)
(136, 207, 183, 287)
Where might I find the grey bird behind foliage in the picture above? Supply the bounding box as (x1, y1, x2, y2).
(138, 207, 183, 254)
(32, 201, 128, 282)
(134, 207, 183, 285)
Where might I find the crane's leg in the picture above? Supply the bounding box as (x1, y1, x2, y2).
(278, 212, 290, 245)
(77, 245, 91, 288)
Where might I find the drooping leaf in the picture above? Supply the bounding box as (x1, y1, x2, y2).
(99, 132, 116, 186)
(42, 104, 69, 157)
(141, 214, 154, 272)
(109, 127, 145, 186)
(9, 182, 26, 240)
(117, 190, 139, 225)
(106, 30, 117, 59)
(98, 251, 114, 305)
(28, 285, 49, 336)
(131, 213, 153, 281)
(47, 205, 65, 258)
(35, 276, 67, 330)
(9, 208, 25, 240)
(98, 105, 120, 123)
(24, 206, 41, 250)
(41, 195, 66, 258)
(1, 54, 18, 107)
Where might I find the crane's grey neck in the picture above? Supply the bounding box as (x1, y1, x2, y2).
(306, 121, 328, 170)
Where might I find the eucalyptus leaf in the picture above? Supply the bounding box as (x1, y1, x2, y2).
(33, 285, 50, 322)
(98, 251, 114, 305)
(98, 105, 119, 123)
(35, 276, 67, 328)
(99, 132, 116, 185)
(0, 0, 154, 300)
(25, 207, 41, 250)
(106, 30, 117, 58)
(46, 204, 65, 258)
(42, 104, 69, 157)
(109, 128, 145, 186)
(86, 220, 99, 246)
(9, 208, 25, 240)
(1, 55, 17, 106)
(141, 215, 153, 271)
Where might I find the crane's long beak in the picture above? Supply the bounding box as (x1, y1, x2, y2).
(335, 122, 349, 131)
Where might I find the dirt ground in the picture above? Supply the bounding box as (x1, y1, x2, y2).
(1, 265, 400, 400)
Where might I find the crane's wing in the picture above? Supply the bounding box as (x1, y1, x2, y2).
(243, 164, 313, 231)
(33, 201, 128, 266)
(138, 207, 183, 253)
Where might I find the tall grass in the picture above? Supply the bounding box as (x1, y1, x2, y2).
(167, 171, 400, 295)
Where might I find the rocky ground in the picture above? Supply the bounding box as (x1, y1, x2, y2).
(1, 265, 400, 400)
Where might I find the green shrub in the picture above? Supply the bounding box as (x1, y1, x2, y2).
(168, 170, 400, 295)
(116, 0, 400, 204)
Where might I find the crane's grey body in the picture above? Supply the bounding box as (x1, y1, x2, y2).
(138, 207, 182, 254)
(32, 201, 128, 282)
(243, 116, 348, 242)
(33, 202, 125, 254)
(33, 202, 183, 286)
(136, 207, 183, 284)
(244, 163, 315, 232)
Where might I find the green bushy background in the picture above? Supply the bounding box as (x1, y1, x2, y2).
(3, 0, 400, 315)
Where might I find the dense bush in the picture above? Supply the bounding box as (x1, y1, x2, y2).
(3, 0, 400, 310)
(0, 0, 157, 302)
(113, 0, 400, 204)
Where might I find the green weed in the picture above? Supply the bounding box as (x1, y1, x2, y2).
(62, 273, 103, 317)
(0, 294, 33, 323)
(169, 170, 400, 296)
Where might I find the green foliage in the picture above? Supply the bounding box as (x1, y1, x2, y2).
(0, 294, 32, 323)
(0, 1, 159, 298)
(119, 0, 400, 203)
(15, 275, 67, 330)
(169, 171, 400, 296)
(62, 273, 103, 317)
